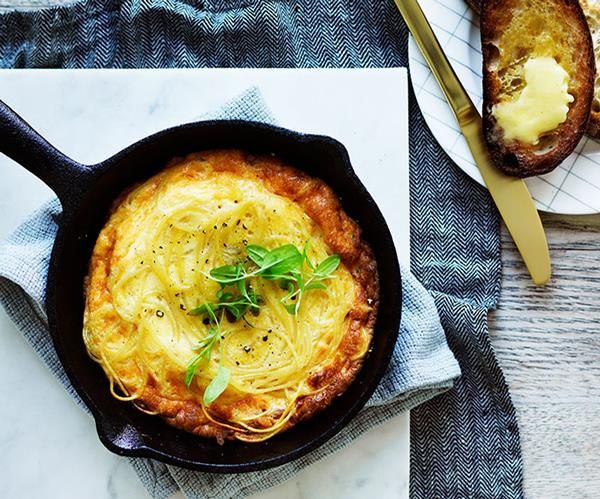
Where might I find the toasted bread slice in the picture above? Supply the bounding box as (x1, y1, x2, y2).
(469, 0, 600, 139)
(472, 0, 600, 138)
(580, 0, 600, 137)
(466, 0, 481, 11)
(481, 0, 595, 177)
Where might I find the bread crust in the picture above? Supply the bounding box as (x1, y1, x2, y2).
(481, 0, 595, 177)
(579, 0, 600, 137)
(84, 150, 378, 443)
(465, 0, 481, 12)
(588, 112, 600, 137)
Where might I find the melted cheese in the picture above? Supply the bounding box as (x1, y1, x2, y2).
(492, 57, 574, 144)
(83, 154, 365, 440)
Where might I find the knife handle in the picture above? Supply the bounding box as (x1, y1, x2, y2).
(396, 0, 475, 123)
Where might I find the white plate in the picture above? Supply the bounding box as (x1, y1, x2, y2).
(408, 0, 600, 214)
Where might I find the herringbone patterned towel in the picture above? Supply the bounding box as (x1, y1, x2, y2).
(0, 1, 523, 498)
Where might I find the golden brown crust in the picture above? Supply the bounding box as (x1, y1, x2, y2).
(588, 114, 600, 137)
(481, 0, 595, 177)
(84, 150, 378, 442)
(466, 0, 481, 12)
(579, 0, 600, 137)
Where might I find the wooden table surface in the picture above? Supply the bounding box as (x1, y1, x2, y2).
(492, 215, 600, 498)
(1, 1, 599, 498)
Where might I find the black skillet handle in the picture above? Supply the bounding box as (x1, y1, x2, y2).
(0, 99, 92, 214)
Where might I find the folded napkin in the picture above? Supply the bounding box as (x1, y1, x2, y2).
(0, 1, 524, 498)
(0, 87, 460, 498)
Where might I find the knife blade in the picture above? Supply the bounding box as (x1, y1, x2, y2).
(395, 0, 551, 286)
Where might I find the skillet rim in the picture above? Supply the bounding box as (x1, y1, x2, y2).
(44, 119, 403, 472)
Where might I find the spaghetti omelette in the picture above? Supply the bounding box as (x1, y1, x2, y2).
(83, 149, 379, 443)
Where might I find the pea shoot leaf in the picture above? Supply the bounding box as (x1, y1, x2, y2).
(302, 241, 315, 271)
(246, 244, 269, 266)
(185, 342, 214, 387)
(259, 244, 303, 276)
(189, 302, 219, 319)
(314, 255, 341, 277)
(304, 282, 327, 291)
(184, 362, 198, 387)
(203, 365, 231, 405)
(284, 303, 299, 315)
(209, 264, 243, 284)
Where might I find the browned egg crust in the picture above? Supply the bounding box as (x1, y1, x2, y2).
(84, 150, 379, 443)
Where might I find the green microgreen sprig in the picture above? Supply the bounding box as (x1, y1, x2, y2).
(184, 305, 232, 405)
(209, 242, 340, 315)
(184, 241, 340, 402)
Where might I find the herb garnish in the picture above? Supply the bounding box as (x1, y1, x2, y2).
(184, 242, 340, 402)
(208, 242, 340, 315)
(184, 304, 231, 405)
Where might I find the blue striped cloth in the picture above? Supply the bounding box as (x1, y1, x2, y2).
(0, 1, 524, 498)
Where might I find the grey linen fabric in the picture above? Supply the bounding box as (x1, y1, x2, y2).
(0, 88, 460, 498)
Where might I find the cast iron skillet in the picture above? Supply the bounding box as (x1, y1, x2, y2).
(0, 99, 402, 472)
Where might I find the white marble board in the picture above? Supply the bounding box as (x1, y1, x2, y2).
(0, 68, 410, 499)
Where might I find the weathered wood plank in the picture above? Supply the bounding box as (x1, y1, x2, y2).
(491, 218, 600, 498)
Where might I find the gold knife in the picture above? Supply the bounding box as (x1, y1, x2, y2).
(395, 0, 551, 286)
